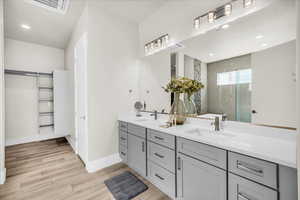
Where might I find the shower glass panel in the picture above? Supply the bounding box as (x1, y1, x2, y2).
(217, 69, 251, 122)
(236, 69, 252, 122)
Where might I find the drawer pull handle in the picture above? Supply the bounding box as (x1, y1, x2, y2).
(142, 142, 145, 152)
(155, 174, 165, 181)
(121, 152, 126, 156)
(237, 161, 263, 175)
(154, 136, 164, 141)
(120, 137, 126, 141)
(154, 153, 164, 158)
(238, 193, 252, 200)
(177, 157, 181, 170)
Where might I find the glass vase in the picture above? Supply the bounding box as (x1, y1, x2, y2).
(170, 93, 186, 125)
(185, 96, 197, 117)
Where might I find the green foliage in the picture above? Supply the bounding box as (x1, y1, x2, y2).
(163, 77, 204, 100)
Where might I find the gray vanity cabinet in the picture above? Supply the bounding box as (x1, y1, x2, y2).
(177, 153, 227, 200)
(228, 173, 278, 200)
(127, 133, 146, 177)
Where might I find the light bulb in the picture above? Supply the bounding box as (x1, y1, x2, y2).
(194, 18, 200, 29)
(224, 4, 232, 16)
(208, 12, 215, 23)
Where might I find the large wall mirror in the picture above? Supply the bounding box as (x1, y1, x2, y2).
(168, 0, 296, 128)
(140, 0, 296, 129)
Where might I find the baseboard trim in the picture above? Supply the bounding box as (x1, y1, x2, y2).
(86, 153, 121, 173)
(65, 135, 77, 153)
(0, 168, 6, 184)
(6, 134, 69, 146)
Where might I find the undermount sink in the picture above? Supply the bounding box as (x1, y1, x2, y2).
(184, 128, 235, 138)
(185, 128, 204, 136)
(135, 117, 149, 122)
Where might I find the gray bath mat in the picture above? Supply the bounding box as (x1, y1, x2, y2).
(104, 171, 148, 200)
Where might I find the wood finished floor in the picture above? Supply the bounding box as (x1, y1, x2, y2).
(0, 138, 171, 200)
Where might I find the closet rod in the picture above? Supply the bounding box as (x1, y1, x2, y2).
(4, 69, 53, 77)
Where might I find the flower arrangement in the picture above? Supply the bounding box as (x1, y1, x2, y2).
(163, 77, 204, 99)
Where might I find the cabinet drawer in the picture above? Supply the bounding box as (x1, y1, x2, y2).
(127, 123, 146, 138)
(148, 141, 175, 173)
(119, 145, 127, 163)
(119, 121, 127, 132)
(177, 137, 227, 169)
(148, 129, 175, 149)
(228, 173, 278, 200)
(228, 152, 277, 189)
(119, 130, 127, 147)
(148, 161, 175, 198)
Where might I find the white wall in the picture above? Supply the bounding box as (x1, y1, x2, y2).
(65, 5, 88, 146)
(252, 40, 296, 128)
(86, 1, 139, 162)
(296, 0, 300, 197)
(4, 39, 64, 145)
(0, 0, 5, 184)
(5, 39, 64, 72)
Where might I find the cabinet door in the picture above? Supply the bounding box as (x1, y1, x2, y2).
(127, 134, 146, 177)
(177, 153, 227, 200)
(228, 173, 278, 200)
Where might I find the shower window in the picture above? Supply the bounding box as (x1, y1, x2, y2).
(217, 69, 251, 86)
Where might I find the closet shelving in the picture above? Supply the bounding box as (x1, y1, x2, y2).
(5, 69, 55, 132)
(37, 73, 54, 130)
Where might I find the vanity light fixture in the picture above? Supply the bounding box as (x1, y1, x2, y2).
(21, 24, 31, 30)
(194, 0, 256, 29)
(144, 34, 170, 55)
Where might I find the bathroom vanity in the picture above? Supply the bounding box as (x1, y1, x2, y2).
(118, 114, 297, 200)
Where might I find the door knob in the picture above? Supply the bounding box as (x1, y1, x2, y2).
(251, 110, 257, 114)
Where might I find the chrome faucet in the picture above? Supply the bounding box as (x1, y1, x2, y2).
(150, 110, 158, 120)
(211, 116, 220, 131)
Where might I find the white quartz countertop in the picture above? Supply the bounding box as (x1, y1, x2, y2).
(118, 112, 297, 169)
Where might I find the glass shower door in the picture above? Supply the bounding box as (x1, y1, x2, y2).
(235, 69, 252, 123)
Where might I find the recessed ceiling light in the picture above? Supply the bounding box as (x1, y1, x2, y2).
(256, 35, 264, 39)
(21, 24, 31, 30)
(209, 53, 214, 57)
(261, 43, 267, 47)
(221, 24, 230, 29)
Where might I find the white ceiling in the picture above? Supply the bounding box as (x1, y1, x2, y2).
(4, 0, 167, 49)
(179, 0, 296, 63)
(91, 0, 167, 24)
(4, 0, 86, 49)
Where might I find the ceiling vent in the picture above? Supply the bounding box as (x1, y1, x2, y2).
(25, 0, 70, 14)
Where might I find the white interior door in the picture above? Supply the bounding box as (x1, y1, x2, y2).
(75, 33, 88, 163)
